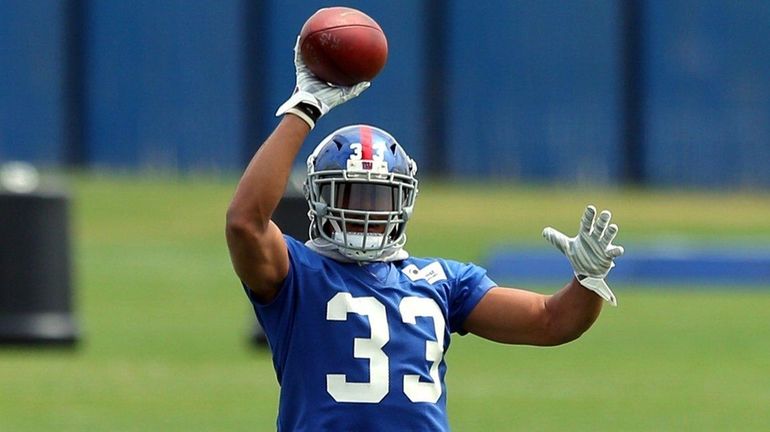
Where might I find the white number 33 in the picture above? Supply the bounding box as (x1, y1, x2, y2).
(326, 293, 445, 404)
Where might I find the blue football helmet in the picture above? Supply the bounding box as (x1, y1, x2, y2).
(305, 125, 418, 261)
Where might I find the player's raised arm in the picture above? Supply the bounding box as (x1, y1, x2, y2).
(464, 206, 624, 346)
(225, 38, 369, 303)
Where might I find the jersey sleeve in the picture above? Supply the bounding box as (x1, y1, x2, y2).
(447, 261, 497, 335)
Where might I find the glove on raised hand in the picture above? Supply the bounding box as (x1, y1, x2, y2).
(276, 37, 370, 129)
(542, 205, 625, 306)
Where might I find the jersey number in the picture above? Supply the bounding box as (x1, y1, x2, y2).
(326, 293, 445, 404)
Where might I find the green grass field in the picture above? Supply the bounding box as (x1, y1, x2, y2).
(1, 174, 769, 431)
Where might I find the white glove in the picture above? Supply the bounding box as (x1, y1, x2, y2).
(275, 37, 371, 129)
(542, 205, 625, 306)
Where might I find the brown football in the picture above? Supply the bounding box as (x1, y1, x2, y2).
(299, 7, 388, 86)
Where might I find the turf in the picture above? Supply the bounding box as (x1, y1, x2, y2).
(1, 174, 768, 431)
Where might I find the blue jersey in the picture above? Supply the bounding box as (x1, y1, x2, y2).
(245, 236, 496, 431)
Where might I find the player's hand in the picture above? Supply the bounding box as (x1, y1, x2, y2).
(542, 205, 624, 306)
(276, 37, 370, 128)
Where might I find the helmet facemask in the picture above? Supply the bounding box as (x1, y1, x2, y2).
(307, 170, 417, 261)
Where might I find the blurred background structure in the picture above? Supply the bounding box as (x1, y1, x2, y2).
(1, 1, 769, 431)
(0, 162, 77, 345)
(1, 0, 768, 186)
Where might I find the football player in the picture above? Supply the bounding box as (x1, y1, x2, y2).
(226, 40, 624, 431)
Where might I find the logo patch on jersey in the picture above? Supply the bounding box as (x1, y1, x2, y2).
(401, 262, 447, 284)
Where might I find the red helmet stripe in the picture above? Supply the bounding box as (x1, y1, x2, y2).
(360, 126, 373, 160)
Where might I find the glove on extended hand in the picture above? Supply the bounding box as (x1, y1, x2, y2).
(542, 205, 625, 306)
(276, 37, 370, 129)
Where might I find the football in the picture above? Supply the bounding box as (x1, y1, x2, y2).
(299, 7, 388, 86)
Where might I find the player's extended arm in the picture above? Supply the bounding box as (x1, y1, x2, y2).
(226, 116, 308, 303)
(225, 38, 369, 303)
(464, 205, 624, 346)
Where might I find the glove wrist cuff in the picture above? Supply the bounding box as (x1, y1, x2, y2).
(276, 91, 328, 121)
(285, 107, 315, 129)
(576, 273, 618, 306)
(284, 102, 322, 129)
(295, 102, 321, 124)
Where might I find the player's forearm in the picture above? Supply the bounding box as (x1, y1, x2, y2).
(543, 277, 603, 344)
(227, 115, 310, 231)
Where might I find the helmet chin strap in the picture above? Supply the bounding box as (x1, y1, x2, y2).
(306, 217, 409, 263)
(333, 231, 385, 250)
(305, 237, 409, 263)
(325, 218, 394, 260)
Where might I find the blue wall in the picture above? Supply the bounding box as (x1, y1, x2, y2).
(0, 0, 768, 186)
(84, 0, 244, 171)
(644, 0, 770, 187)
(446, 0, 621, 182)
(0, 1, 66, 165)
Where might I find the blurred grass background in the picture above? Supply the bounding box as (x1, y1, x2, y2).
(1, 174, 769, 431)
